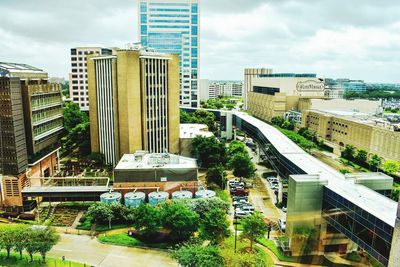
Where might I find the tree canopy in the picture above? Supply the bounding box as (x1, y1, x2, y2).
(241, 212, 267, 251)
(173, 243, 224, 267)
(191, 136, 227, 168)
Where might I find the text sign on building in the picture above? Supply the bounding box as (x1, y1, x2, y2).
(296, 80, 325, 93)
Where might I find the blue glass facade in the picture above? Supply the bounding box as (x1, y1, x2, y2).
(139, 0, 199, 108)
(323, 187, 393, 266)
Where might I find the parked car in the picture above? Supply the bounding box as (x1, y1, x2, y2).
(232, 196, 248, 201)
(239, 205, 255, 214)
(278, 218, 286, 232)
(282, 206, 287, 213)
(234, 210, 249, 219)
(233, 199, 250, 207)
(230, 187, 249, 196)
(267, 176, 277, 182)
(270, 181, 279, 190)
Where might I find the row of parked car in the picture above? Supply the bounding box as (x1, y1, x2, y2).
(229, 180, 254, 219)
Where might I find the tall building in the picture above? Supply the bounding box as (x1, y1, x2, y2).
(244, 68, 272, 109)
(69, 47, 113, 111)
(88, 46, 180, 166)
(0, 62, 63, 208)
(139, 0, 200, 108)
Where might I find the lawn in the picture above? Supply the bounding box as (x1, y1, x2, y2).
(257, 237, 298, 262)
(98, 232, 172, 249)
(216, 189, 231, 204)
(0, 252, 84, 267)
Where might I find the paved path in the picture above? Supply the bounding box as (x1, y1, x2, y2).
(71, 211, 84, 229)
(48, 234, 178, 267)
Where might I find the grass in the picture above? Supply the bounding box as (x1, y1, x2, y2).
(0, 252, 84, 267)
(339, 157, 370, 172)
(345, 251, 361, 262)
(233, 221, 243, 231)
(216, 189, 231, 204)
(76, 215, 129, 231)
(98, 232, 172, 249)
(257, 237, 298, 263)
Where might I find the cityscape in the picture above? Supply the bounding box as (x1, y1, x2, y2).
(0, 0, 400, 267)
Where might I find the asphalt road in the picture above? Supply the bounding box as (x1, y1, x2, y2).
(48, 234, 178, 267)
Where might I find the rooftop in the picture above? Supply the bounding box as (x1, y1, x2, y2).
(259, 73, 317, 78)
(115, 151, 197, 170)
(0, 62, 47, 77)
(180, 123, 214, 139)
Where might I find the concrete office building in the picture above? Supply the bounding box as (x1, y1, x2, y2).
(88, 46, 180, 166)
(0, 62, 63, 208)
(247, 73, 325, 122)
(139, 0, 200, 108)
(113, 151, 198, 195)
(244, 68, 272, 109)
(302, 109, 400, 161)
(69, 47, 113, 111)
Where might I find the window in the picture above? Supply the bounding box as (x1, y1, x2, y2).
(191, 37, 198, 46)
(191, 48, 197, 57)
(141, 25, 147, 35)
(191, 59, 198, 68)
(140, 2, 146, 12)
(191, 3, 198, 13)
(192, 15, 198, 24)
(141, 14, 147, 24)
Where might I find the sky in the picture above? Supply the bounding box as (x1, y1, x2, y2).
(0, 0, 399, 83)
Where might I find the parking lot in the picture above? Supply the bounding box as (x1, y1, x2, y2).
(228, 139, 287, 238)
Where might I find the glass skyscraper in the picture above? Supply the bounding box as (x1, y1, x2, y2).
(139, 0, 199, 108)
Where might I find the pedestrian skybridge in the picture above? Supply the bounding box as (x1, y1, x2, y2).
(181, 108, 398, 266)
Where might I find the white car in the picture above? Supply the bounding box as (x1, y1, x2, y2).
(282, 206, 287, 213)
(278, 218, 286, 232)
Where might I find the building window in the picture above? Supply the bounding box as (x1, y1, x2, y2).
(191, 3, 198, 13)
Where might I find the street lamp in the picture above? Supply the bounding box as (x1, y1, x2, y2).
(234, 206, 238, 253)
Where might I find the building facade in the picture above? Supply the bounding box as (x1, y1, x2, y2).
(69, 47, 113, 111)
(139, 0, 200, 108)
(0, 62, 63, 208)
(247, 73, 325, 122)
(88, 47, 180, 166)
(302, 109, 400, 161)
(325, 78, 366, 94)
(244, 68, 272, 109)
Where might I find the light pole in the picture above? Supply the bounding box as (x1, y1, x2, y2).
(234, 207, 238, 253)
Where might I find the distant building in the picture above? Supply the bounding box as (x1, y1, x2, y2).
(302, 109, 400, 161)
(69, 47, 113, 111)
(325, 78, 366, 95)
(179, 124, 214, 157)
(247, 73, 325, 122)
(199, 80, 243, 101)
(139, 0, 200, 108)
(244, 68, 273, 109)
(298, 98, 382, 114)
(0, 62, 63, 208)
(88, 46, 180, 166)
(113, 151, 198, 195)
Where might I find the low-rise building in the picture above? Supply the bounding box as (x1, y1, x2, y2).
(302, 109, 400, 161)
(179, 124, 214, 157)
(113, 152, 198, 195)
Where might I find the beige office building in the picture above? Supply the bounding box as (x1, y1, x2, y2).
(247, 73, 325, 122)
(88, 47, 180, 166)
(244, 68, 272, 109)
(302, 109, 400, 161)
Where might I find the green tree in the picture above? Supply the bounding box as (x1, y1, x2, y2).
(241, 212, 267, 251)
(227, 141, 246, 158)
(229, 152, 255, 178)
(271, 116, 284, 127)
(160, 202, 199, 241)
(355, 149, 368, 164)
(109, 202, 128, 222)
(341, 144, 356, 160)
(132, 204, 161, 238)
(382, 160, 400, 175)
(281, 120, 295, 130)
(191, 136, 227, 168)
(193, 109, 217, 132)
(191, 197, 230, 219)
(87, 202, 114, 228)
(206, 165, 227, 189)
(0, 225, 17, 258)
(173, 244, 224, 267)
(65, 121, 91, 156)
(87, 152, 105, 166)
(63, 102, 88, 133)
(180, 111, 193, 123)
(13, 225, 29, 259)
(34, 226, 60, 262)
(199, 208, 230, 244)
(368, 154, 382, 171)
